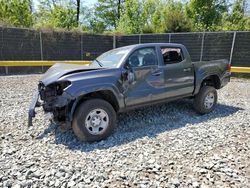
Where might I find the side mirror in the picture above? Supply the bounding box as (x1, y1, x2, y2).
(122, 62, 135, 84)
(127, 71, 135, 84)
(124, 61, 132, 71)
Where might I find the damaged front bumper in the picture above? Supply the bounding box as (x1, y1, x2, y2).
(28, 91, 41, 126)
(28, 90, 74, 127)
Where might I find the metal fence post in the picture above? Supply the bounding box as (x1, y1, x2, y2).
(5, 67, 8, 75)
(80, 34, 83, 60)
(39, 31, 44, 72)
(139, 34, 141, 44)
(200, 32, 205, 62)
(229, 32, 236, 65)
(113, 35, 116, 49)
(169, 33, 171, 43)
(2, 28, 9, 75)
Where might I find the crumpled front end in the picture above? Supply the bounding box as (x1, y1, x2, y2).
(28, 81, 74, 126)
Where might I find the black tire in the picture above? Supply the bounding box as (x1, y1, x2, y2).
(72, 99, 117, 142)
(193, 86, 217, 114)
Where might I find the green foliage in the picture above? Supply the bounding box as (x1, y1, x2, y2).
(94, 0, 124, 30)
(34, 0, 78, 30)
(50, 6, 78, 29)
(0, 0, 33, 27)
(0, 0, 250, 33)
(117, 0, 192, 34)
(163, 2, 191, 32)
(35, 7, 77, 30)
(187, 0, 228, 31)
(79, 6, 106, 33)
(82, 0, 125, 33)
(141, 0, 159, 33)
(221, 0, 249, 31)
(151, 5, 163, 33)
(151, 1, 192, 33)
(246, 16, 250, 30)
(117, 0, 143, 34)
(87, 16, 107, 33)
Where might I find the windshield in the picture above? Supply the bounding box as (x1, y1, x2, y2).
(90, 47, 131, 68)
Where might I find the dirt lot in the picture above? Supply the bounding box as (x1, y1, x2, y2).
(0, 75, 250, 188)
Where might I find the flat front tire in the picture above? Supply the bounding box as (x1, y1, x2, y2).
(194, 86, 217, 114)
(72, 99, 117, 142)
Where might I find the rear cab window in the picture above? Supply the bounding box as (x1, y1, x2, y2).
(161, 47, 183, 65)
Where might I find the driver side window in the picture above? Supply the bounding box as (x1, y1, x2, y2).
(127, 47, 157, 67)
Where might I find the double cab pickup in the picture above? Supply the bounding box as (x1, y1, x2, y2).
(29, 43, 231, 142)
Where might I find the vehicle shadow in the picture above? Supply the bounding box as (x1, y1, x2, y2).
(37, 99, 243, 152)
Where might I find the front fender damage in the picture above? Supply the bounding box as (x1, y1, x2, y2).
(49, 92, 74, 108)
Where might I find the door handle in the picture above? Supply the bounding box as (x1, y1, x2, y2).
(152, 71, 162, 76)
(183, 68, 191, 72)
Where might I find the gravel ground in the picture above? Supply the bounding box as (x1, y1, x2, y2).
(0, 75, 250, 188)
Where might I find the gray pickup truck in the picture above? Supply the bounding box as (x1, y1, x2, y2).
(29, 43, 231, 142)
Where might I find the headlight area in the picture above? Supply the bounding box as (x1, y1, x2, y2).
(39, 81, 74, 124)
(39, 81, 71, 100)
(39, 81, 73, 110)
(55, 81, 72, 95)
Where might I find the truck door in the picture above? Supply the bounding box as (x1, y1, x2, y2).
(159, 46, 194, 97)
(123, 47, 165, 107)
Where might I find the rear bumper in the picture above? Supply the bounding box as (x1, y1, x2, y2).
(28, 91, 40, 126)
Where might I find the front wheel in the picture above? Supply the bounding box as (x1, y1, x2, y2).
(193, 86, 217, 114)
(72, 99, 117, 142)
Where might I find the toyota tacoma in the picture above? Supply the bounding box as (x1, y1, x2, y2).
(29, 43, 231, 142)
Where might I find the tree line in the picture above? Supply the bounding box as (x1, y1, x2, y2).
(0, 0, 249, 34)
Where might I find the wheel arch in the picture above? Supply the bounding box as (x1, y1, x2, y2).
(201, 75, 221, 89)
(194, 74, 221, 95)
(69, 89, 120, 121)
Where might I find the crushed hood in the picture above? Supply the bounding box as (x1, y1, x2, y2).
(40, 63, 101, 86)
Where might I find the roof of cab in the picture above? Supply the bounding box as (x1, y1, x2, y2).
(120, 43, 185, 49)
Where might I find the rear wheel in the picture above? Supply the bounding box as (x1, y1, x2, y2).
(193, 86, 217, 114)
(72, 99, 117, 142)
